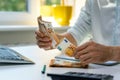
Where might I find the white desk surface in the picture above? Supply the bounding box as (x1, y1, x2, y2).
(1, 45, 120, 80)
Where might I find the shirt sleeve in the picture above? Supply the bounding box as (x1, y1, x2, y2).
(67, 0, 92, 45)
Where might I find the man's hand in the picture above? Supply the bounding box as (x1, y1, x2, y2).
(35, 30, 52, 50)
(74, 41, 113, 64)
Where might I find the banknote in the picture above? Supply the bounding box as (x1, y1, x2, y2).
(56, 38, 76, 57)
(37, 16, 60, 48)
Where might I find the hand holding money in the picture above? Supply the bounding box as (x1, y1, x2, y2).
(37, 16, 60, 49)
(36, 16, 76, 57)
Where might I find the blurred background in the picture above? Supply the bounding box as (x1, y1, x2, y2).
(0, 0, 86, 46)
(0, 0, 27, 12)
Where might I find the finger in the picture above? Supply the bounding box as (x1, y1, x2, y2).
(81, 58, 93, 64)
(76, 41, 90, 51)
(82, 58, 103, 64)
(37, 40, 52, 48)
(74, 42, 90, 56)
(74, 49, 88, 59)
(80, 52, 102, 64)
(36, 36, 51, 42)
(35, 30, 44, 37)
(79, 53, 92, 62)
(74, 45, 92, 59)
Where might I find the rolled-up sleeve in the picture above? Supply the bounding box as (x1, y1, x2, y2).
(67, 0, 92, 45)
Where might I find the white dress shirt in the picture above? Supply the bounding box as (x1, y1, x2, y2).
(67, 0, 120, 46)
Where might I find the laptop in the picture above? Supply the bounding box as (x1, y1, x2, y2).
(0, 45, 34, 64)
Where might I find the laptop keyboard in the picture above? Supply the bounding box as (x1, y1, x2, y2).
(0, 45, 34, 64)
(0, 47, 23, 60)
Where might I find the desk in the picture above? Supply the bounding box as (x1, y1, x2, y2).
(0, 45, 120, 80)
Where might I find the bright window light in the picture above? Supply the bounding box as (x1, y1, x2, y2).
(40, 0, 86, 26)
(0, 0, 40, 25)
(0, 0, 27, 12)
(0, 0, 85, 26)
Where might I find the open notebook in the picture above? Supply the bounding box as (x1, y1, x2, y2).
(0, 45, 34, 64)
